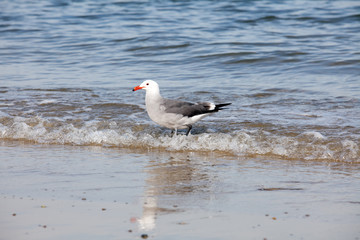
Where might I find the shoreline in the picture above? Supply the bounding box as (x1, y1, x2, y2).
(1, 142, 359, 239)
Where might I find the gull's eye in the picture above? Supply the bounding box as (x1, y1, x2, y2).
(146, 83, 149, 85)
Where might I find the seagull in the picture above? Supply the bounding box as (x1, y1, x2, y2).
(132, 80, 231, 136)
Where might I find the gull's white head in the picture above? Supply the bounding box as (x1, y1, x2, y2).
(132, 80, 159, 92)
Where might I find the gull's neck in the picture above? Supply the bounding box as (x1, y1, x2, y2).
(145, 87, 162, 104)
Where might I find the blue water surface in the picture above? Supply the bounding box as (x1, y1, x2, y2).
(0, 0, 359, 97)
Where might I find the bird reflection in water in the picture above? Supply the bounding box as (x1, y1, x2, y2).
(137, 151, 218, 231)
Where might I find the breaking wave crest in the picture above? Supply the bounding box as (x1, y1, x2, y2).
(0, 115, 358, 163)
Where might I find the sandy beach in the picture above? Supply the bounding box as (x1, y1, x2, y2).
(1, 141, 359, 240)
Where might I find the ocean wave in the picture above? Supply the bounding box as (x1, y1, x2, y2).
(0, 116, 358, 163)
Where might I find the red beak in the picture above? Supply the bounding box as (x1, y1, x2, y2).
(132, 85, 144, 91)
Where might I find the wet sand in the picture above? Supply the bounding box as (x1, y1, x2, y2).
(1, 141, 359, 240)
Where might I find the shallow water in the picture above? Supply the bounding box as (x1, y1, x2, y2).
(0, 86, 359, 162)
(1, 142, 359, 240)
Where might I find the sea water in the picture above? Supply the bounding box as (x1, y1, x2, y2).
(1, 0, 359, 162)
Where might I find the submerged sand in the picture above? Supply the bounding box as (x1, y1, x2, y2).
(1, 141, 359, 240)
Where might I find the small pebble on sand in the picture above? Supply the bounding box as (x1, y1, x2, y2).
(177, 221, 187, 225)
(141, 233, 148, 239)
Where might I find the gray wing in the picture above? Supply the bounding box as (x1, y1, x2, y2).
(161, 99, 216, 118)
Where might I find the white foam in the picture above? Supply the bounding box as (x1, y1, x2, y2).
(38, 99, 57, 105)
(302, 131, 326, 140)
(0, 116, 358, 162)
(341, 140, 359, 159)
